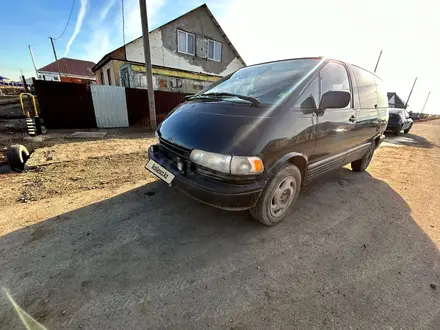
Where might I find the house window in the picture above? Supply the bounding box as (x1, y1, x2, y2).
(100, 71, 104, 85)
(107, 68, 112, 85)
(177, 30, 195, 55)
(208, 39, 222, 61)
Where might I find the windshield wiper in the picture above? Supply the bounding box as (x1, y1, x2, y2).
(184, 93, 260, 106)
(203, 92, 260, 106)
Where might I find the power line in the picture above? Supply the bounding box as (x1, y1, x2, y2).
(54, 0, 76, 40)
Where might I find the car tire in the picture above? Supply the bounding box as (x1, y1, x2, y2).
(7, 144, 30, 172)
(250, 163, 301, 226)
(351, 144, 374, 172)
(393, 125, 402, 136)
(404, 124, 412, 134)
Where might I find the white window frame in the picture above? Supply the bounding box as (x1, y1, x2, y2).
(177, 30, 195, 55)
(207, 39, 222, 62)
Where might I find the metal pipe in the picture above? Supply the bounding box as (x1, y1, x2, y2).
(419, 91, 431, 117)
(374, 50, 383, 73)
(405, 77, 417, 109)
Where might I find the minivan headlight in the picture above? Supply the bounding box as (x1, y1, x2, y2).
(190, 150, 231, 173)
(190, 150, 264, 175)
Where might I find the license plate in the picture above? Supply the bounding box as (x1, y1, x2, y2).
(145, 160, 175, 184)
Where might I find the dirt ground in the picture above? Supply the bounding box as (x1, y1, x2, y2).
(0, 129, 156, 234)
(1, 120, 440, 329)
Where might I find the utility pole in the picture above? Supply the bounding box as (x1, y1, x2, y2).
(28, 45, 38, 77)
(49, 37, 62, 80)
(139, 0, 157, 129)
(122, 0, 127, 60)
(374, 50, 383, 73)
(419, 91, 431, 117)
(405, 77, 417, 109)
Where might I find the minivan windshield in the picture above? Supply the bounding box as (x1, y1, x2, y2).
(198, 58, 321, 105)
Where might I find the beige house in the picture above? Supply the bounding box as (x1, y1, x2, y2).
(91, 4, 245, 94)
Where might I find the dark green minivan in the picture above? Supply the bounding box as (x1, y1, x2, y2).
(146, 57, 389, 225)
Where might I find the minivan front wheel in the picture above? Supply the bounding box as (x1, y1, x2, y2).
(250, 163, 301, 226)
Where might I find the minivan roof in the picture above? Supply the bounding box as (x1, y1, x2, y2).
(242, 57, 324, 69)
(241, 57, 382, 81)
(350, 63, 383, 81)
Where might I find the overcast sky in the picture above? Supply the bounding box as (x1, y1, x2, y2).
(218, 0, 439, 114)
(1, 0, 438, 113)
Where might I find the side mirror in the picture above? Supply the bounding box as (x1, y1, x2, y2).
(319, 91, 351, 110)
(300, 95, 317, 114)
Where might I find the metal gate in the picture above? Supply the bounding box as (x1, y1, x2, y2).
(33, 80, 97, 129)
(91, 85, 129, 128)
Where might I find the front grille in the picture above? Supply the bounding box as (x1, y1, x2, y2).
(159, 137, 190, 162)
(389, 114, 401, 123)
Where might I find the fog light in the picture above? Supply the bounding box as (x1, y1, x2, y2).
(177, 158, 184, 171)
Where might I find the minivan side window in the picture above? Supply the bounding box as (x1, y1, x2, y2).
(320, 61, 351, 109)
(293, 76, 319, 110)
(352, 66, 377, 109)
(375, 76, 388, 108)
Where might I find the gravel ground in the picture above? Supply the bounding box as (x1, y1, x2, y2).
(1, 120, 440, 329)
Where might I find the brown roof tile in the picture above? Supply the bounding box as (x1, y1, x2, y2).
(39, 58, 96, 78)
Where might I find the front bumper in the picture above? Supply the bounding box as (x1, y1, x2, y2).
(386, 121, 402, 131)
(147, 146, 264, 210)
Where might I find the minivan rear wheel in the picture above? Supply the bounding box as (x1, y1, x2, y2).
(250, 163, 301, 226)
(351, 144, 374, 172)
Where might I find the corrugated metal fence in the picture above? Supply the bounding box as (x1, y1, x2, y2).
(33, 80, 190, 129)
(91, 85, 129, 128)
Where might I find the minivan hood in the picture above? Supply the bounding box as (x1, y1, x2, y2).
(158, 101, 275, 155)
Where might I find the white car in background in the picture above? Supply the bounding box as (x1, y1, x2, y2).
(387, 108, 413, 135)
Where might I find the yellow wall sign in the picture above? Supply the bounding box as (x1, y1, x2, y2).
(130, 65, 220, 82)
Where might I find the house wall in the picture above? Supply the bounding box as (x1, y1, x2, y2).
(37, 70, 94, 84)
(61, 77, 93, 84)
(95, 68, 104, 84)
(120, 63, 218, 93)
(95, 60, 125, 86)
(36, 71, 60, 82)
(99, 61, 116, 86)
(112, 59, 125, 86)
(125, 7, 244, 77)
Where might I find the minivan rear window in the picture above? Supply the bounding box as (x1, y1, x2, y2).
(352, 66, 377, 109)
(201, 59, 321, 104)
(375, 77, 389, 108)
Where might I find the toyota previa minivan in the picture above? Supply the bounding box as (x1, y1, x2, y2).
(146, 57, 389, 225)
